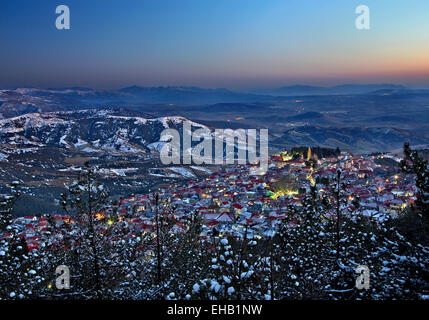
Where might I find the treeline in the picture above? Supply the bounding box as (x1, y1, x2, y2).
(290, 146, 341, 159)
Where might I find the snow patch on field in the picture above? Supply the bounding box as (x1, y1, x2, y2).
(110, 168, 138, 176)
(149, 171, 180, 178)
(73, 139, 88, 148)
(169, 167, 197, 179)
(81, 146, 99, 153)
(59, 135, 68, 147)
(190, 166, 212, 174)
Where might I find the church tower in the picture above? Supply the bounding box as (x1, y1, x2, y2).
(307, 146, 312, 160)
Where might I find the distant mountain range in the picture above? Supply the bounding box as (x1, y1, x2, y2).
(0, 86, 273, 118)
(3, 84, 429, 118)
(117, 85, 271, 104)
(247, 84, 414, 96)
(272, 126, 429, 154)
(1, 85, 428, 154)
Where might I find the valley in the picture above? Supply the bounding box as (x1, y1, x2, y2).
(1, 85, 428, 216)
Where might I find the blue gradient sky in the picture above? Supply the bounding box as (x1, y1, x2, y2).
(0, 0, 428, 89)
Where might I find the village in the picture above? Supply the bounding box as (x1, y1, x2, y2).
(3, 148, 417, 252)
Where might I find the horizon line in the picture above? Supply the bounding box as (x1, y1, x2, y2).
(2, 82, 429, 92)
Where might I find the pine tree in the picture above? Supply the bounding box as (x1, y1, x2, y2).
(401, 143, 429, 214)
(59, 162, 111, 298)
(134, 194, 181, 299)
(274, 186, 333, 299)
(0, 182, 46, 299)
(400, 142, 429, 241)
(167, 209, 211, 299)
(194, 226, 262, 300)
(0, 181, 19, 231)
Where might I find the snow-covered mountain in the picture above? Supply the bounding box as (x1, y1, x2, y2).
(0, 109, 208, 155)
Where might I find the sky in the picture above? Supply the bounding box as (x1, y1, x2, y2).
(0, 0, 428, 89)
